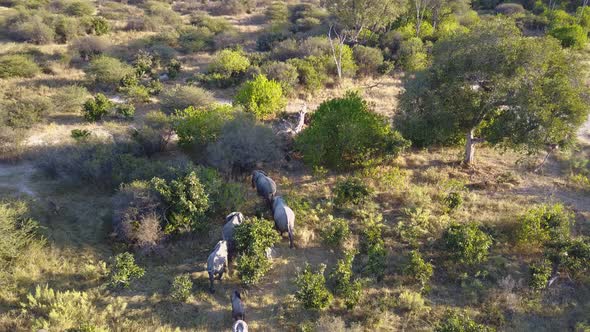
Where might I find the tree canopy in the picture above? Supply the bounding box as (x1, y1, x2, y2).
(397, 18, 589, 164)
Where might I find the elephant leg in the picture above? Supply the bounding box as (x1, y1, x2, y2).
(208, 272, 215, 293)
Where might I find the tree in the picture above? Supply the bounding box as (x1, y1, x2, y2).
(325, 0, 405, 40)
(296, 91, 409, 169)
(234, 74, 286, 119)
(397, 19, 589, 164)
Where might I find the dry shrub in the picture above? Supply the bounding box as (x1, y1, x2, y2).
(113, 180, 164, 250)
(70, 36, 110, 61)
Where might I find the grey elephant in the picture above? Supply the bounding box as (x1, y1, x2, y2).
(231, 290, 245, 321)
(233, 320, 248, 332)
(207, 240, 228, 293)
(223, 212, 244, 254)
(272, 196, 295, 249)
(251, 170, 276, 204)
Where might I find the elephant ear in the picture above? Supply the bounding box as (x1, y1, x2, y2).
(259, 170, 268, 176)
(237, 213, 244, 224)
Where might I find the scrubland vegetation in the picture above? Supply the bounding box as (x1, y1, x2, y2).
(1, 0, 590, 330)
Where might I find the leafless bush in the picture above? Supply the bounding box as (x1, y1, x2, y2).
(70, 36, 110, 61)
(113, 181, 164, 251)
(207, 113, 283, 174)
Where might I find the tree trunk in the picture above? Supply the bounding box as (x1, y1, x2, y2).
(464, 129, 476, 165)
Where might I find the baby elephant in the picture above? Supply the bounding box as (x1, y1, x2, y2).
(223, 212, 244, 254)
(231, 290, 245, 321)
(251, 170, 276, 204)
(207, 240, 228, 293)
(232, 320, 248, 332)
(272, 196, 295, 249)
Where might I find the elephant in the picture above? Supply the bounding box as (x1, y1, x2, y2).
(232, 320, 248, 332)
(207, 240, 228, 293)
(222, 212, 244, 254)
(251, 170, 276, 205)
(271, 196, 295, 249)
(231, 290, 245, 321)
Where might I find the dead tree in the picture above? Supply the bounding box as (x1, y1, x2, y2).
(328, 26, 347, 81)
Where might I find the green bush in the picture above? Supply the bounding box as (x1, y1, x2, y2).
(517, 203, 574, 246)
(397, 290, 428, 313)
(173, 104, 235, 148)
(234, 217, 280, 284)
(160, 85, 214, 113)
(444, 192, 463, 212)
(0, 202, 40, 273)
(529, 260, 551, 291)
(65, 0, 95, 16)
(261, 61, 299, 96)
(54, 15, 83, 43)
(403, 250, 433, 291)
(89, 16, 109, 35)
(367, 241, 386, 279)
(71, 128, 91, 141)
(108, 252, 145, 288)
(295, 263, 333, 310)
(545, 237, 590, 280)
(0, 54, 40, 78)
(87, 56, 134, 87)
(443, 222, 492, 266)
(2, 94, 53, 129)
(151, 171, 210, 234)
(353, 45, 384, 77)
(198, 49, 251, 87)
(52, 85, 90, 113)
(21, 284, 121, 331)
(116, 103, 135, 119)
(321, 217, 350, 247)
(549, 24, 588, 49)
(287, 56, 329, 92)
(399, 37, 428, 72)
(234, 217, 280, 255)
(167, 59, 181, 79)
(435, 310, 495, 332)
(234, 74, 286, 120)
(11, 16, 55, 44)
(334, 177, 373, 206)
(296, 91, 410, 169)
(329, 251, 362, 309)
(396, 207, 431, 246)
(179, 26, 214, 52)
(170, 274, 193, 301)
(83, 93, 113, 121)
(133, 50, 159, 78)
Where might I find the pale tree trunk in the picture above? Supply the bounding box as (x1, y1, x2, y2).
(464, 129, 483, 165)
(328, 26, 346, 81)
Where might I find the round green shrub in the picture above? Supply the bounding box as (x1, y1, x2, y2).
(65, 0, 95, 16)
(403, 250, 433, 291)
(261, 61, 299, 96)
(444, 192, 463, 212)
(173, 104, 235, 148)
(529, 260, 551, 291)
(199, 49, 250, 87)
(549, 24, 588, 49)
(295, 263, 333, 310)
(334, 177, 373, 206)
(151, 171, 210, 234)
(0, 54, 40, 78)
(116, 103, 135, 119)
(108, 252, 145, 288)
(353, 45, 384, 77)
(234, 74, 286, 120)
(234, 217, 280, 284)
(443, 222, 492, 266)
(296, 91, 410, 169)
(517, 203, 574, 246)
(87, 56, 134, 87)
(321, 217, 350, 247)
(170, 274, 193, 301)
(83, 93, 113, 121)
(160, 85, 214, 114)
(329, 251, 362, 309)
